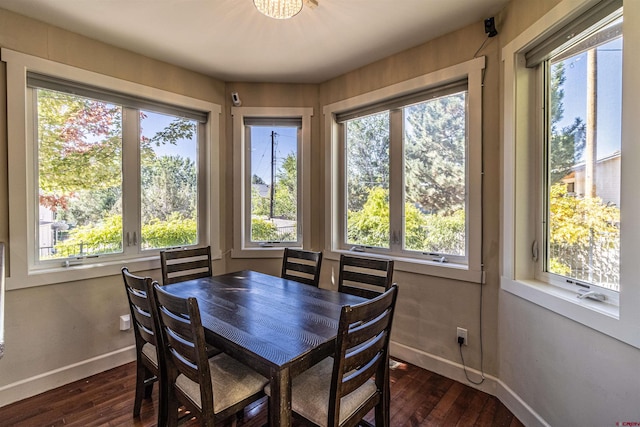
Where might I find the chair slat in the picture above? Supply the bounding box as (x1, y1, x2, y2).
(338, 254, 394, 299)
(160, 246, 212, 286)
(281, 248, 323, 287)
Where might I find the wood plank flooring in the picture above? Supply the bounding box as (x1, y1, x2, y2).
(0, 359, 524, 427)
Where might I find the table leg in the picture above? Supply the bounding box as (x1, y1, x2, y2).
(269, 366, 292, 427)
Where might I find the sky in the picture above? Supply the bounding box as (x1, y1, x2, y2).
(555, 37, 622, 161)
(250, 126, 297, 185)
(140, 110, 197, 160)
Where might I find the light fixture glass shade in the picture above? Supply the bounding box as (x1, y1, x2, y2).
(254, 0, 303, 19)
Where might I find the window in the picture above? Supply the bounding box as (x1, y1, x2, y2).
(3, 49, 221, 288)
(502, 0, 640, 348)
(232, 107, 312, 257)
(341, 85, 468, 261)
(540, 8, 622, 298)
(324, 58, 484, 282)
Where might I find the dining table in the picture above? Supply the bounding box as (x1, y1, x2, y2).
(161, 269, 368, 427)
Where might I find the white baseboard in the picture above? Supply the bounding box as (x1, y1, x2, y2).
(0, 345, 136, 407)
(495, 379, 551, 427)
(390, 341, 549, 427)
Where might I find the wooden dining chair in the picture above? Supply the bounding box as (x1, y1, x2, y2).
(338, 254, 394, 299)
(151, 283, 268, 427)
(160, 246, 212, 286)
(281, 248, 323, 287)
(121, 267, 167, 426)
(267, 284, 398, 427)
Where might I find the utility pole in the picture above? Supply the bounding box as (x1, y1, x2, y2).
(585, 48, 597, 198)
(270, 131, 276, 219)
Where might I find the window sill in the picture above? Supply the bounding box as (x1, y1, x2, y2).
(325, 250, 483, 284)
(500, 277, 640, 349)
(231, 247, 285, 259)
(6, 255, 161, 290)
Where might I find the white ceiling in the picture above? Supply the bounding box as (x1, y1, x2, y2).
(0, 0, 508, 83)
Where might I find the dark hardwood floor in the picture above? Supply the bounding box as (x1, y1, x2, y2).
(0, 359, 524, 427)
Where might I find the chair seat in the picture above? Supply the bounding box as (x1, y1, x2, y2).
(141, 342, 158, 367)
(176, 352, 268, 414)
(265, 358, 377, 427)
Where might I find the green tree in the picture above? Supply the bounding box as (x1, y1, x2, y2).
(548, 183, 619, 282)
(347, 187, 390, 247)
(273, 153, 297, 220)
(141, 212, 197, 249)
(37, 89, 122, 211)
(345, 113, 390, 212)
(54, 214, 123, 257)
(549, 62, 586, 184)
(404, 93, 466, 214)
(141, 155, 197, 223)
(347, 187, 464, 253)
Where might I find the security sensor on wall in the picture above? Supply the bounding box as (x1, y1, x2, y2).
(231, 92, 242, 107)
(484, 17, 498, 37)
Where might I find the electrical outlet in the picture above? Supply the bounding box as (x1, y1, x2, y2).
(456, 327, 468, 346)
(120, 314, 131, 331)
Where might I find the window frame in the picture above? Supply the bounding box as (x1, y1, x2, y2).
(501, 0, 640, 349)
(231, 106, 313, 258)
(2, 48, 221, 289)
(323, 57, 485, 283)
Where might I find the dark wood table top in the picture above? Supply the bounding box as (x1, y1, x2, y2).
(161, 269, 367, 427)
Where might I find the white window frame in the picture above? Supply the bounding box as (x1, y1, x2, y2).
(2, 48, 221, 289)
(501, 0, 640, 349)
(323, 57, 484, 283)
(231, 107, 312, 258)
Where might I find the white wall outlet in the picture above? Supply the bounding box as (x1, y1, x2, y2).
(120, 314, 131, 331)
(456, 327, 468, 346)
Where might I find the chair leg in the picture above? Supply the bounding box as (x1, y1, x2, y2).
(133, 359, 146, 417)
(158, 377, 168, 427)
(143, 367, 156, 399)
(166, 388, 180, 427)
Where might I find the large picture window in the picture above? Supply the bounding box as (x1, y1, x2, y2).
(35, 87, 202, 261)
(342, 87, 468, 261)
(3, 49, 220, 287)
(325, 58, 483, 282)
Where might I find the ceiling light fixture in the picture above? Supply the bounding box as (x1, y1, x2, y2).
(254, 0, 303, 19)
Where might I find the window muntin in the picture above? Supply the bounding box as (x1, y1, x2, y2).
(246, 123, 300, 245)
(31, 81, 206, 266)
(542, 12, 622, 294)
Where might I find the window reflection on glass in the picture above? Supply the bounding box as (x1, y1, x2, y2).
(140, 110, 198, 250)
(403, 92, 467, 256)
(248, 126, 298, 243)
(36, 89, 123, 260)
(345, 112, 390, 248)
(546, 16, 622, 291)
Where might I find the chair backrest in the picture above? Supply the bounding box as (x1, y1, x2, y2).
(338, 254, 394, 299)
(121, 267, 160, 349)
(151, 283, 214, 417)
(160, 246, 212, 285)
(281, 248, 323, 287)
(328, 284, 398, 427)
